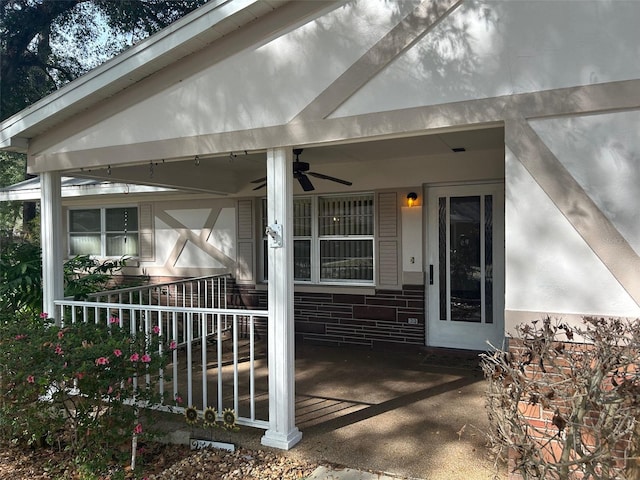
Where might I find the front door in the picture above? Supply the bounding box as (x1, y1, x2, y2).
(426, 183, 504, 350)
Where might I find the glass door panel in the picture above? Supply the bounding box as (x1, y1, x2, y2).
(443, 196, 483, 323)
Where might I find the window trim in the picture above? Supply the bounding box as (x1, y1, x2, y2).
(68, 205, 139, 258)
(261, 193, 375, 286)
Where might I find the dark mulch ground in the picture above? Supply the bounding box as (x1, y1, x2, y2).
(0, 441, 320, 479)
(0, 441, 191, 479)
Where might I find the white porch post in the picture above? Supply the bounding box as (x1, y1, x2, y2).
(261, 147, 302, 450)
(41, 171, 64, 325)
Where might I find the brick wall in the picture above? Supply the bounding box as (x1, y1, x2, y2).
(506, 339, 637, 479)
(234, 284, 425, 349)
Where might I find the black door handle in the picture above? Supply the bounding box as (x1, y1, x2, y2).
(429, 265, 434, 285)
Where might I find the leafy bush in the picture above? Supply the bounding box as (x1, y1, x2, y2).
(0, 313, 174, 474)
(0, 237, 127, 321)
(64, 254, 127, 300)
(0, 241, 42, 318)
(482, 317, 640, 480)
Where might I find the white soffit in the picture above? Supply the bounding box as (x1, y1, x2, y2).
(0, 0, 291, 151)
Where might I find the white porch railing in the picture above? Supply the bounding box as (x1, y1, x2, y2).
(55, 275, 269, 430)
(87, 274, 231, 311)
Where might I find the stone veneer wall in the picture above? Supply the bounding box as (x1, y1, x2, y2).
(234, 284, 425, 349)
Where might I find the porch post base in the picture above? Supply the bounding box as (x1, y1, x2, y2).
(261, 428, 302, 450)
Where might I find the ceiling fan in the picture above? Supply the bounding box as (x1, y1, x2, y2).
(251, 149, 352, 192)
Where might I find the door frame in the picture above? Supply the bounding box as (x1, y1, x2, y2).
(424, 181, 505, 350)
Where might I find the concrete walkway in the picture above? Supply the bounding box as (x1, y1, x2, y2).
(307, 465, 408, 479)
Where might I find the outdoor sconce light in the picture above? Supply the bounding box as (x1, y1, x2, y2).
(407, 192, 418, 207)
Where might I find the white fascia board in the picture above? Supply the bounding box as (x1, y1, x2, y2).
(0, 182, 176, 201)
(0, 0, 269, 153)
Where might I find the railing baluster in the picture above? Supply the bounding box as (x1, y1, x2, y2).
(172, 311, 178, 405)
(186, 312, 193, 408)
(158, 314, 164, 403)
(217, 313, 223, 415)
(233, 314, 239, 415)
(145, 309, 151, 387)
(131, 307, 138, 391)
(201, 312, 207, 410)
(250, 314, 255, 421)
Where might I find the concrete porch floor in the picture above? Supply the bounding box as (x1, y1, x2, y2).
(153, 343, 506, 480)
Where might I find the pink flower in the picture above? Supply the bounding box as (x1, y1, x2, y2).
(54, 344, 64, 355)
(141, 354, 151, 363)
(27, 375, 35, 384)
(113, 349, 122, 357)
(130, 353, 140, 362)
(109, 316, 119, 324)
(76, 372, 85, 380)
(95, 356, 109, 366)
(39, 312, 48, 319)
(133, 423, 143, 435)
(169, 340, 177, 350)
(57, 330, 64, 339)
(175, 395, 183, 405)
(14, 334, 26, 340)
(152, 325, 160, 335)
(107, 385, 113, 394)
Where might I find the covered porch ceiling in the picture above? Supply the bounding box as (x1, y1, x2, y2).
(71, 125, 504, 195)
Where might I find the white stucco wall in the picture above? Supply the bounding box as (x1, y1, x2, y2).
(530, 111, 640, 258)
(505, 146, 640, 319)
(43, 1, 640, 156)
(334, 0, 640, 117)
(151, 205, 236, 270)
(39, 0, 423, 155)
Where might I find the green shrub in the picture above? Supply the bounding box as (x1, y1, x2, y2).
(0, 236, 127, 321)
(0, 241, 42, 318)
(0, 313, 173, 473)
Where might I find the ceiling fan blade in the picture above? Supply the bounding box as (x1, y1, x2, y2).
(253, 183, 266, 190)
(251, 177, 267, 184)
(295, 172, 315, 191)
(307, 171, 353, 186)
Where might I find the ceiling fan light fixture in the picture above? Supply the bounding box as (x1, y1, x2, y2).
(250, 148, 352, 192)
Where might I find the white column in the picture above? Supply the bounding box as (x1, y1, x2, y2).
(41, 171, 64, 325)
(261, 147, 302, 450)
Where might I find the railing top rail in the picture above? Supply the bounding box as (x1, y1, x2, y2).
(54, 299, 266, 317)
(61, 273, 233, 300)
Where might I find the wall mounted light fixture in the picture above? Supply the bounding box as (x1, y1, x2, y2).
(407, 192, 418, 207)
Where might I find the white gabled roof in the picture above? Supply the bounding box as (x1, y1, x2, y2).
(0, 0, 290, 152)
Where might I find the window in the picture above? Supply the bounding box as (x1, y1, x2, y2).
(69, 207, 139, 257)
(262, 194, 374, 284)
